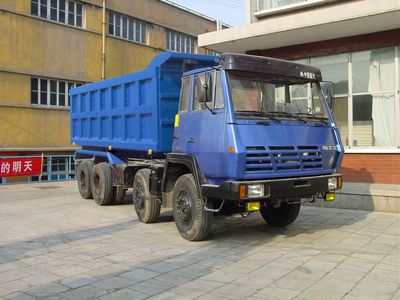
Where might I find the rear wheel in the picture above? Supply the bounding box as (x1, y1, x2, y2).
(112, 186, 126, 204)
(76, 160, 94, 199)
(260, 202, 301, 227)
(91, 163, 114, 206)
(173, 174, 213, 241)
(133, 169, 160, 223)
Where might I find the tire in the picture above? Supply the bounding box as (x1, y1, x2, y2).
(260, 202, 301, 227)
(133, 169, 160, 223)
(76, 160, 94, 199)
(112, 186, 126, 204)
(91, 163, 114, 206)
(173, 174, 213, 241)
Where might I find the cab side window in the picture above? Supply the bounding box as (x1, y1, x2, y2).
(193, 73, 206, 111)
(214, 71, 224, 109)
(179, 77, 191, 112)
(192, 71, 224, 111)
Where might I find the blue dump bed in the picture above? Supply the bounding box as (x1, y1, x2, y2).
(70, 52, 218, 153)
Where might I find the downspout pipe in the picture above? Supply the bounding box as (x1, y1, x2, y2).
(101, 0, 106, 80)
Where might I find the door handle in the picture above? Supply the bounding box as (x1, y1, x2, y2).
(186, 138, 195, 143)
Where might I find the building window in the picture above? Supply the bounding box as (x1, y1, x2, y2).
(108, 12, 147, 44)
(167, 30, 195, 53)
(31, 0, 83, 27)
(298, 45, 399, 149)
(30, 155, 75, 182)
(31, 77, 83, 108)
(259, 0, 304, 10)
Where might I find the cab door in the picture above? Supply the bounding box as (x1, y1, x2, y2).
(172, 76, 192, 153)
(177, 70, 227, 180)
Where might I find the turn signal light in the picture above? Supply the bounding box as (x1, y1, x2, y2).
(239, 185, 247, 199)
(338, 176, 342, 189)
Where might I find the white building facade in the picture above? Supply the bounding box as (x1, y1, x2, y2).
(199, 0, 400, 211)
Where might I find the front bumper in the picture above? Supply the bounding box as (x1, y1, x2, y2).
(202, 174, 342, 201)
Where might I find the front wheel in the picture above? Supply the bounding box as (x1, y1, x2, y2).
(173, 174, 213, 241)
(260, 202, 301, 227)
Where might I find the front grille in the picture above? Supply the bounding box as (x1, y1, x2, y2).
(245, 146, 273, 172)
(245, 145, 322, 174)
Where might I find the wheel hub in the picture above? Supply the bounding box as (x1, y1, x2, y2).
(134, 184, 145, 209)
(176, 192, 192, 223)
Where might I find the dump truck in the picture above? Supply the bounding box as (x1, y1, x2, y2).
(71, 51, 344, 241)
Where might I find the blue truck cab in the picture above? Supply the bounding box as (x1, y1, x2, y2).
(71, 52, 343, 241)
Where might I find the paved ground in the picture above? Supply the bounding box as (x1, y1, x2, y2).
(0, 181, 399, 300)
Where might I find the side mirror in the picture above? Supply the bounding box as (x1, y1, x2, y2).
(198, 74, 212, 103)
(321, 81, 335, 108)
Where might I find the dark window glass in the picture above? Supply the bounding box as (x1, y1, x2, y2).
(50, 0, 57, 20)
(115, 15, 121, 37)
(353, 95, 372, 121)
(59, 82, 66, 106)
(122, 17, 127, 38)
(31, 78, 38, 104)
(68, 1, 75, 25)
(76, 3, 82, 27)
(50, 80, 57, 105)
(59, 0, 66, 22)
(109, 13, 114, 35)
(40, 0, 47, 18)
(31, 0, 39, 16)
(40, 79, 48, 105)
(76, 15, 82, 27)
(59, 160, 66, 171)
(59, 94, 65, 106)
(135, 21, 141, 42)
(68, 82, 74, 106)
(141, 24, 146, 43)
(128, 19, 134, 40)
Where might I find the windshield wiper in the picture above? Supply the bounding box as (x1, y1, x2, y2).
(265, 111, 307, 124)
(295, 113, 329, 124)
(235, 111, 281, 122)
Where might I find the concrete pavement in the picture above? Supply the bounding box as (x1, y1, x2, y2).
(0, 181, 399, 299)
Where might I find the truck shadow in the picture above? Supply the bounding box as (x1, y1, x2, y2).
(9, 206, 371, 299)
(0, 221, 136, 264)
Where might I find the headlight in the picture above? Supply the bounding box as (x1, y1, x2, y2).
(247, 184, 265, 198)
(328, 178, 338, 190)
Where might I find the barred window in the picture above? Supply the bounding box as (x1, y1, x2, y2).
(167, 30, 195, 53)
(31, 77, 83, 108)
(31, 0, 83, 27)
(108, 12, 147, 44)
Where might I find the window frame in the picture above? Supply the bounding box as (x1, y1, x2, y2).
(256, 0, 337, 18)
(30, 77, 83, 108)
(108, 11, 148, 44)
(30, 0, 84, 28)
(167, 30, 196, 54)
(191, 70, 224, 112)
(297, 45, 400, 151)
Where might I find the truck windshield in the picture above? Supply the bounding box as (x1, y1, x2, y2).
(227, 72, 330, 124)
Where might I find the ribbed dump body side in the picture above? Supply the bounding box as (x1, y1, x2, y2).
(70, 52, 218, 153)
